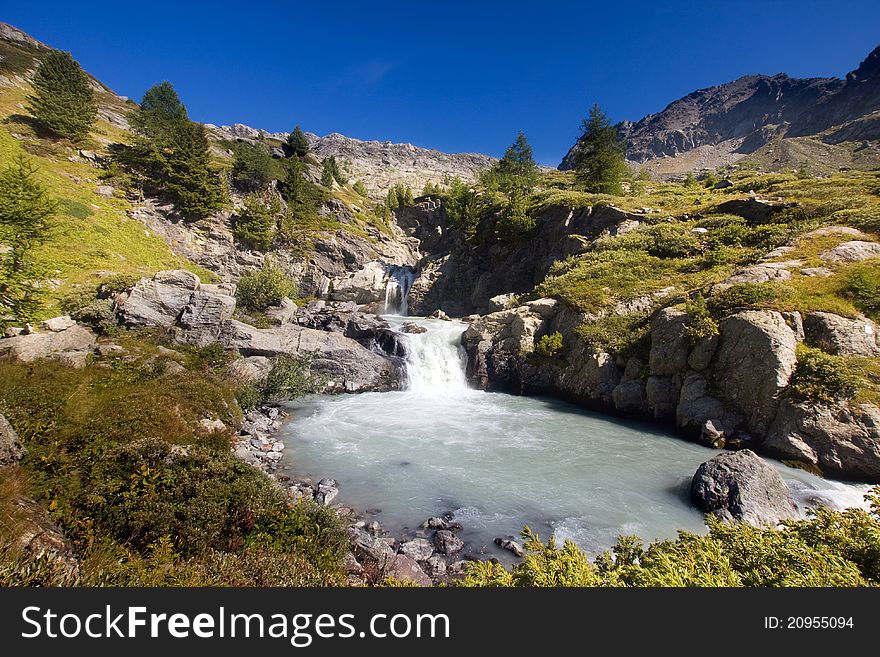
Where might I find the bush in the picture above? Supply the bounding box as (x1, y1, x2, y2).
(790, 344, 859, 403)
(70, 298, 118, 335)
(707, 283, 777, 318)
(443, 177, 480, 236)
(534, 332, 564, 358)
(841, 262, 880, 320)
(231, 142, 282, 192)
(238, 354, 323, 411)
(683, 294, 718, 343)
(460, 494, 880, 588)
(236, 260, 296, 311)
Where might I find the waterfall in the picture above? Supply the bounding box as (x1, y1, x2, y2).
(387, 317, 470, 395)
(383, 266, 416, 316)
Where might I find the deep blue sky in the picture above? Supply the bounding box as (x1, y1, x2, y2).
(4, 1, 879, 165)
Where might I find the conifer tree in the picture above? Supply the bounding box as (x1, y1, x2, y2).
(287, 125, 310, 157)
(27, 50, 97, 142)
(321, 157, 336, 187)
(233, 193, 279, 251)
(497, 131, 538, 191)
(353, 180, 367, 197)
(0, 156, 58, 325)
(573, 104, 628, 195)
(123, 82, 225, 217)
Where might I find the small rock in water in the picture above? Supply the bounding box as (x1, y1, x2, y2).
(433, 530, 464, 556)
(401, 322, 428, 334)
(494, 537, 525, 558)
(429, 309, 451, 321)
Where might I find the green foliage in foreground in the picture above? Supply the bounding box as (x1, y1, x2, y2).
(235, 259, 297, 311)
(461, 490, 880, 587)
(0, 350, 346, 587)
(534, 331, 564, 358)
(27, 50, 97, 142)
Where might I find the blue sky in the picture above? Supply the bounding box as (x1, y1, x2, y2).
(3, 1, 879, 165)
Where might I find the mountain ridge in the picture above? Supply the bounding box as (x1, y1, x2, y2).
(559, 45, 880, 173)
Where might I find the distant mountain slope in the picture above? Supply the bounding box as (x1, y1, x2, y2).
(207, 123, 495, 195)
(560, 45, 880, 173)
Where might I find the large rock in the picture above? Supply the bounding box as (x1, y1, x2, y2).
(225, 356, 273, 383)
(712, 311, 797, 435)
(802, 312, 878, 356)
(765, 399, 880, 482)
(691, 449, 799, 525)
(0, 413, 26, 466)
(218, 320, 402, 392)
(177, 289, 237, 346)
(0, 325, 96, 363)
(649, 308, 690, 376)
(121, 269, 200, 327)
(433, 530, 464, 556)
(386, 554, 432, 586)
(329, 261, 389, 304)
(711, 262, 795, 293)
(676, 372, 742, 442)
(820, 240, 880, 263)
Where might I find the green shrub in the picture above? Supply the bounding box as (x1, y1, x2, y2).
(460, 493, 880, 587)
(236, 260, 296, 311)
(70, 298, 118, 335)
(534, 332, 564, 358)
(707, 283, 777, 318)
(841, 262, 880, 320)
(683, 294, 718, 343)
(790, 344, 858, 403)
(443, 177, 480, 236)
(575, 311, 652, 358)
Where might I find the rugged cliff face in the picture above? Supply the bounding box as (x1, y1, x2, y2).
(396, 200, 645, 316)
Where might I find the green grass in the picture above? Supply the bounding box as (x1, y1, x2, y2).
(0, 128, 214, 318)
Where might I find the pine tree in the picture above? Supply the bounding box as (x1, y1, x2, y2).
(233, 193, 279, 251)
(129, 81, 187, 139)
(231, 141, 281, 192)
(497, 131, 538, 191)
(287, 125, 310, 157)
(123, 82, 225, 217)
(386, 187, 399, 210)
(353, 180, 367, 197)
(404, 186, 414, 206)
(27, 50, 97, 142)
(573, 104, 628, 195)
(320, 157, 336, 187)
(0, 156, 58, 325)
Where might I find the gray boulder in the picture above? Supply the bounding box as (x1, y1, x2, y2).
(40, 316, 76, 332)
(218, 320, 402, 392)
(0, 325, 96, 363)
(433, 530, 464, 556)
(711, 311, 797, 435)
(820, 240, 880, 263)
(802, 312, 878, 356)
(691, 449, 798, 525)
(399, 538, 434, 562)
(765, 399, 880, 482)
(386, 554, 432, 586)
(649, 308, 689, 376)
(226, 356, 273, 383)
(121, 269, 200, 327)
(0, 414, 26, 466)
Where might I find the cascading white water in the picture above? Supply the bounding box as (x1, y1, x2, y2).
(386, 316, 470, 395)
(383, 267, 416, 316)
